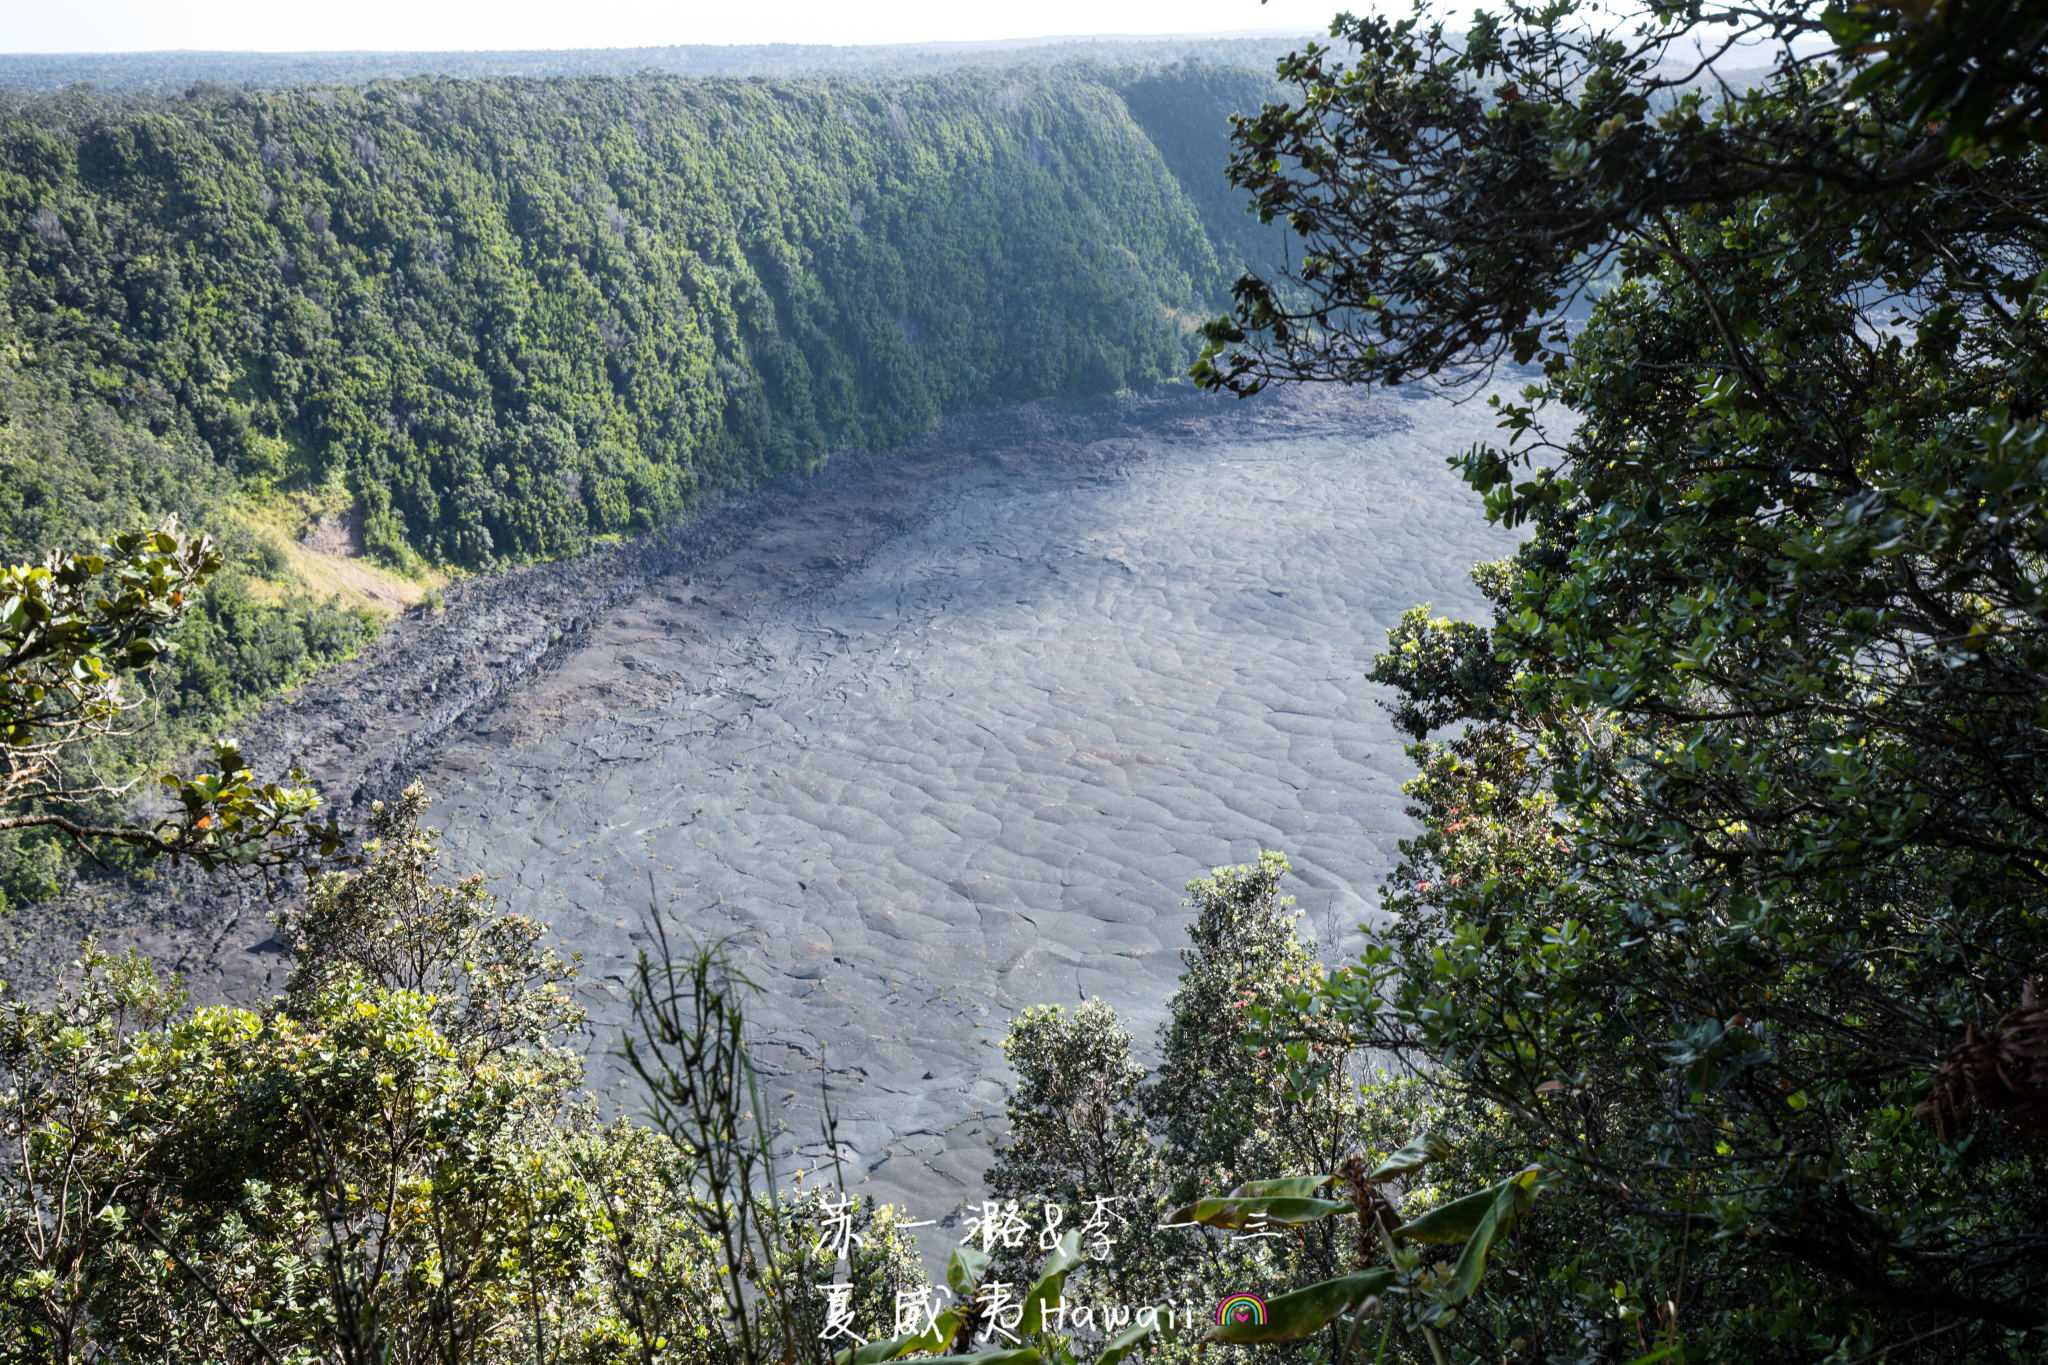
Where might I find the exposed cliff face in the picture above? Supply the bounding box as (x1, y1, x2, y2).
(0, 66, 1275, 573)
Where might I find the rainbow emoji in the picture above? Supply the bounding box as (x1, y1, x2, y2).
(1215, 1295, 1268, 1328)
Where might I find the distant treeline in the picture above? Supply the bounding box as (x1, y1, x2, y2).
(0, 38, 1312, 97)
(0, 64, 1285, 571)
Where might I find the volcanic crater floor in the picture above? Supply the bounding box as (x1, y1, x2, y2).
(415, 383, 1519, 1218)
(10, 382, 1521, 1227)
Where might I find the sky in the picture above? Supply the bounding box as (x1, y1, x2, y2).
(0, 0, 1353, 54)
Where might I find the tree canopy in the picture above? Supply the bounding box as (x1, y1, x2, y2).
(1199, 0, 2048, 1356)
(0, 521, 342, 879)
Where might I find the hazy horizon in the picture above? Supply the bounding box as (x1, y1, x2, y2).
(0, 28, 1318, 58)
(0, 30, 1326, 95)
(1, 0, 1372, 57)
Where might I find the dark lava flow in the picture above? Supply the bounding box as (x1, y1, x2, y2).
(0, 383, 1520, 1224)
(406, 382, 1520, 1218)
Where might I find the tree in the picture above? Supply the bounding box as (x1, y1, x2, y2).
(623, 923, 811, 1365)
(0, 787, 595, 1364)
(280, 782, 579, 1062)
(0, 70, 1232, 574)
(988, 999, 1164, 1299)
(988, 856, 1388, 1353)
(0, 522, 343, 878)
(1201, 1, 2048, 1356)
(1147, 854, 1354, 1205)
(264, 783, 589, 1364)
(0, 945, 192, 1363)
(1193, 0, 2048, 393)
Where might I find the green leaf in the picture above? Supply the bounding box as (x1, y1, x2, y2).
(1207, 1268, 1396, 1344)
(1017, 1232, 1085, 1340)
(948, 1245, 991, 1298)
(837, 1311, 965, 1365)
(1228, 1174, 1337, 1199)
(1620, 1347, 1683, 1365)
(916, 1351, 1039, 1365)
(1094, 1314, 1162, 1365)
(1368, 1131, 1452, 1182)
(1393, 1185, 1499, 1245)
(1396, 1167, 1551, 1306)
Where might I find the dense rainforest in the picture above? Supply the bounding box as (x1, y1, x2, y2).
(0, 64, 1281, 570)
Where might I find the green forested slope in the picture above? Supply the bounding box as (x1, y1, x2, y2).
(1120, 63, 1288, 288)
(0, 67, 1245, 571)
